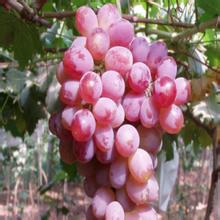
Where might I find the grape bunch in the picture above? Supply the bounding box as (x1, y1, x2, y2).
(49, 3, 191, 220)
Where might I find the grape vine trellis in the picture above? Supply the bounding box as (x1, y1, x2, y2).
(0, 0, 219, 219)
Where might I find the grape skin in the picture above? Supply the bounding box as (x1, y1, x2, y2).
(111, 104, 125, 128)
(61, 107, 78, 131)
(56, 62, 69, 84)
(59, 140, 75, 165)
(105, 201, 125, 220)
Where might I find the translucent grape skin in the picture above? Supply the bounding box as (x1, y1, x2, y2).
(128, 62, 152, 93)
(97, 3, 121, 31)
(122, 92, 145, 122)
(105, 201, 125, 220)
(75, 6, 98, 36)
(128, 148, 153, 183)
(116, 188, 135, 212)
(59, 140, 75, 165)
(116, 124, 140, 157)
(56, 62, 69, 84)
(93, 97, 117, 125)
(109, 157, 128, 189)
(96, 145, 116, 164)
(157, 56, 177, 79)
(70, 36, 87, 48)
(111, 104, 125, 128)
(61, 106, 78, 130)
(79, 71, 102, 104)
(101, 70, 125, 102)
(71, 109, 96, 142)
(174, 77, 191, 105)
(126, 175, 159, 205)
(84, 176, 99, 198)
(109, 19, 134, 47)
(73, 139, 95, 163)
(140, 97, 159, 128)
(159, 104, 184, 134)
(63, 47, 94, 80)
(96, 164, 111, 187)
(129, 37, 150, 63)
(59, 80, 80, 106)
(153, 76, 177, 108)
(87, 27, 110, 61)
(105, 46, 133, 77)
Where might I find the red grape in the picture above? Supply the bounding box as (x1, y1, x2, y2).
(96, 164, 111, 187)
(59, 140, 75, 164)
(56, 62, 69, 84)
(96, 145, 116, 164)
(84, 176, 99, 198)
(105, 201, 125, 220)
(111, 104, 125, 128)
(61, 106, 78, 130)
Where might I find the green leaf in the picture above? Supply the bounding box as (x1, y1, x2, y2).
(206, 44, 220, 67)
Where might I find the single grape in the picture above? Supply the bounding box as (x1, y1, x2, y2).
(59, 140, 75, 165)
(153, 76, 177, 108)
(79, 71, 102, 104)
(128, 62, 152, 93)
(87, 27, 110, 60)
(140, 97, 159, 128)
(84, 175, 99, 198)
(75, 6, 98, 36)
(109, 19, 134, 47)
(111, 104, 125, 128)
(70, 36, 87, 48)
(101, 70, 125, 102)
(63, 47, 94, 80)
(129, 37, 150, 63)
(159, 104, 184, 134)
(105, 201, 125, 220)
(115, 124, 140, 157)
(122, 92, 145, 122)
(71, 109, 96, 142)
(109, 157, 128, 189)
(92, 187, 115, 219)
(157, 56, 177, 79)
(56, 61, 69, 84)
(96, 145, 116, 164)
(93, 97, 117, 125)
(97, 3, 121, 31)
(96, 164, 111, 187)
(174, 77, 191, 105)
(105, 46, 133, 77)
(59, 80, 80, 106)
(61, 107, 78, 130)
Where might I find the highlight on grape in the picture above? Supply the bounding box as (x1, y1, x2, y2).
(49, 3, 191, 219)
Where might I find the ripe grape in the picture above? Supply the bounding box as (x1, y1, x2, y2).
(111, 104, 125, 128)
(61, 106, 78, 130)
(71, 109, 96, 142)
(122, 92, 145, 122)
(79, 71, 102, 104)
(115, 124, 140, 157)
(84, 176, 99, 198)
(70, 36, 87, 48)
(105, 201, 125, 220)
(63, 47, 94, 80)
(59, 140, 75, 164)
(105, 46, 133, 76)
(96, 145, 116, 164)
(159, 104, 184, 134)
(109, 19, 134, 47)
(153, 76, 177, 108)
(49, 112, 59, 135)
(75, 6, 98, 36)
(56, 62, 69, 84)
(87, 27, 110, 60)
(97, 3, 121, 31)
(101, 70, 125, 102)
(128, 62, 152, 93)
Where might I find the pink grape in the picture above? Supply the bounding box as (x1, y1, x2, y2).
(71, 109, 96, 142)
(174, 77, 191, 105)
(137, 125, 162, 154)
(126, 175, 158, 205)
(92, 187, 115, 219)
(140, 97, 159, 128)
(97, 3, 121, 31)
(116, 188, 135, 212)
(63, 47, 94, 80)
(109, 157, 128, 189)
(86, 205, 96, 220)
(77, 159, 97, 177)
(116, 124, 140, 157)
(109, 19, 134, 47)
(111, 104, 125, 128)
(59, 80, 80, 106)
(157, 56, 177, 79)
(61, 106, 78, 130)
(59, 140, 75, 165)
(105, 46, 133, 76)
(128, 62, 152, 93)
(75, 6, 98, 36)
(101, 70, 125, 102)
(146, 41, 168, 78)
(79, 71, 102, 104)
(70, 36, 87, 48)
(94, 125, 114, 152)
(96, 164, 111, 187)
(122, 92, 145, 122)
(159, 104, 184, 134)
(73, 139, 95, 163)
(56, 62, 69, 84)
(153, 76, 177, 108)
(105, 201, 125, 220)
(129, 37, 150, 63)
(87, 27, 110, 60)
(96, 145, 116, 164)
(93, 97, 117, 125)
(84, 176, 99, 198)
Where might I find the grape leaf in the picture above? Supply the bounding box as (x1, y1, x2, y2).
(205, 44, 220, 67)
